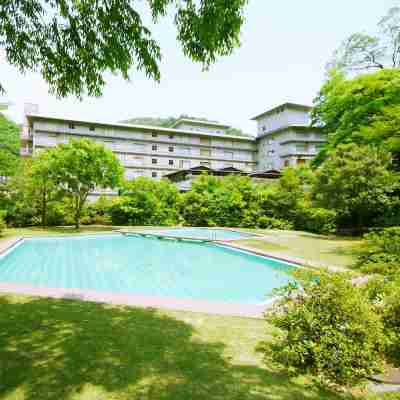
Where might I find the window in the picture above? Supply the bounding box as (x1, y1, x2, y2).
(181, 147, 191, 155)
(168, 134, 174, 139)
(152, 158, 157, 164)
(223, 150, 234, 160)
(297, 158, 306, 165)
(200, 137, 211, 146)
(262, 126, 266, 132)
(169, 159, 174, 166)
(284, 160, 290, 167)
(133, 143, 145, 152)
(200, 148, 211, 157)
(152, 171, 157, 178)
(296, 143, 308, 152)
(89, 126, 95, 131)
(168, 146, 174, 152)
(152, 144, 157, 151)
(68, 123, 75, 129)
(179, 160, 190, 169)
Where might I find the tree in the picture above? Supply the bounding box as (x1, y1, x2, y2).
(30, 151, 62, 227)
(328, 7, 400, 73)
(49, 139, 123, 228)
(0, 0, 247, 97)
(261, 270, 386, 388)
(0, 113, 20, 176)
(311, 69, 400, 166)
(312, 144, 397, 230)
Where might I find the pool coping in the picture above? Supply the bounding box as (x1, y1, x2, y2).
(0, 231, 297, 319)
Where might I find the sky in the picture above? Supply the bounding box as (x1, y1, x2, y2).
(0, 0, 399, 135)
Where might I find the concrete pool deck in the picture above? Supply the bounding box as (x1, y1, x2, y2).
(0, 282, 267, 318)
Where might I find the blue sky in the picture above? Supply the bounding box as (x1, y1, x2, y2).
(0, 0, 398, 134)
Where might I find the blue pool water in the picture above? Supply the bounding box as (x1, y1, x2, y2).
(137, 227, 255, 240)
(0, 235, 294, 304)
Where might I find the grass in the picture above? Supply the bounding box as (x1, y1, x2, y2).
(236, 229, 361, 269)
(0, 293, 396, 400)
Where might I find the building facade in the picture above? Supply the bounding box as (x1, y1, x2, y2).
(21, 102, 325, 194)
(253, 103, 326, 170)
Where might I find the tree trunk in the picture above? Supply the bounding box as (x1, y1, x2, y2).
(75, 196, 81, 230)
(41, 189, 47, 228)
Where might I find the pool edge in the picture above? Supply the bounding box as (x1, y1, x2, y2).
(0, 283, 268, 319)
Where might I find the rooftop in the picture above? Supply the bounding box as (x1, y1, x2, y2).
(251, 102, 312, 121)
(26, 114, 254, 142)
(169, 118, 231, 129)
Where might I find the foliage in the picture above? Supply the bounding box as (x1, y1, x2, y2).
(30, 151, 64, 227)
(295, 206, 337, 235)
(225, 127, 252, 137)
(262, 270, 386, 388)
(122, 116, 179, 128)
(0, 212, 6, 236)
(122, 115, 250, 137)
(256, 216, 294, 230)
(109, 177, 180, 226)
(0, 113, 20, 177)
(311, 69, 400, 166)
(313, 144, 398, 230)
(180, 175, 260, 227)
(81, 196, 114, 225)
(0, 0, 247, 97)
(327, 7, 400, 73)
(48, 139, 123, 228)
(354, 227, 400, 277)
(381, 281, 400, 367)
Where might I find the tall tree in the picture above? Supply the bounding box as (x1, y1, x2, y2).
(0, 0, 247, 97)
(311, 68, 400, 166)
(0, 113, 20, 176)
(30, 151, 62, 227)
(312, 144, 397, 230)
(328, 7, 400, 73)
(48, 139, 123, 228)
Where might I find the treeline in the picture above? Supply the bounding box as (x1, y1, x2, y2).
(3, 142, 397, 235)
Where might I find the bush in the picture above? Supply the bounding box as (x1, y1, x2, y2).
(109, 178, 180, 226)
(355, 227, 400, 277)
(0, 212, 6, 236)
(261, 271, 386, 388)
(256, 216, 293, 230)
(295, 206, 337, 234)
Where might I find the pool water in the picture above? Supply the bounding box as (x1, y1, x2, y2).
(137, 227, 255, 240)
(0, 235, 294, 304)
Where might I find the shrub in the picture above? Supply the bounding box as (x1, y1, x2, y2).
(261, 271, 386, 388)
(295, 206, 337, 234)
(256, 216, 293, 230)
(355, 227, 400, 277)
(0, 212, 6, 236)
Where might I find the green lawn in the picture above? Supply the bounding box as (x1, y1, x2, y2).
(0, 227, 394, 399)
(0, 293, 396, 400)
(237, 229, 361, 269)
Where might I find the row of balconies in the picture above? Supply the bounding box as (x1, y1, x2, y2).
(33, 135, 256, 163)
(32, 123, 256, 150)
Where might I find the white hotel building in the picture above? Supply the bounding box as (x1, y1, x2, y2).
(21, 103, 326, 191)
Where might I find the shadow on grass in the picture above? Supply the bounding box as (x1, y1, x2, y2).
(0, 296, 355, 400)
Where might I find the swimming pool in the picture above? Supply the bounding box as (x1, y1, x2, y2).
(133, 227, 256, 240)
(0, 235, 294, 305)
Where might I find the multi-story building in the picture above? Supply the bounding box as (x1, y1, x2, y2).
(20, 102, 325, 195)
(252, 103, 326, 170)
